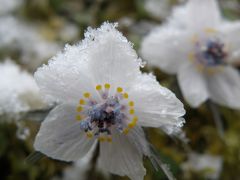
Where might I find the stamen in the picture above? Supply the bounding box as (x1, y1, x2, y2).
(86, 131, 93, 138)
(79, 99, 85, 105)
(104, 83, 110, 89)
(77, 83, 138, 142)
(76, 106, 83, 112)
(117, 87, 123, 93)
(107, 136, 112, 142)
(83, 92, 91, 98)
(76, 115, 82, 121)
(98, 135, 106, 142)
(123, 93, 128, 99)
(129, 101, 134, 107)
(129, 109, 135, 115)
(96, 85, 102, 91)
(123, 128, 129, 135)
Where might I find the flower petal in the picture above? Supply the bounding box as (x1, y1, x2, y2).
(87, 23, 141, 89)
(220, 21, 240, 63)
(98, 127, 148, 180)
(185, 0, 221, 30)
(140, 26, 190, 74)
(177, 63, 209, 107)
(34, 104, 96, 162)
(129, 73, 185, 130)
(34, 44, 96, 104)
(207, 66, 240, 109)
(35, 22, 142, 104)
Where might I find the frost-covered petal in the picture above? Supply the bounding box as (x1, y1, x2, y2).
(35, 22, 142, 104)
(34, 44, 96, 104)
(141, 26, 190, 74)
(207, 66, 240, 109)
(98, 127, 148, 180)
(177, 63, 209, 107)
(219, 21, 240, 63)
(185, 0, 221, 30)
(129, 73, 185, 130)
(34, 104, 96, 162)
(0, 60, 43, 116)
(86, 23, 141, 89)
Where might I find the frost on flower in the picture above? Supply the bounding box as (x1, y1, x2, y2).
(33, 22, 185, 180)
(0, 60, 44, 117)
(0, 16, 60, 70)
(141, 0, 240, 109)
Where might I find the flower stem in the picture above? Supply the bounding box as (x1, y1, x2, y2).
(149, 144, 176, 180)
(207, 101, 224, 139)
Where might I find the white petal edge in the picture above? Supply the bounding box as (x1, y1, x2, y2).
(34, 103, 96, 162)
(129, 73, 185, 130)
(98, 127, 148, 180)
(185, 0, 221, 30)
(207, 66, 240, 109)
(140, 26, 190, 74)
(177, 63, 209, 108)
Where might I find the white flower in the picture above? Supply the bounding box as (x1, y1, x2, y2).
(141, 0, 240, 109)
(182, 153, 223, 179)
(33, 22, 185, 180)
(144, 0, 173, 19)
(0, 60, 44, 117)
(0, 0, 23, 15)
(0, 16, 60, 70)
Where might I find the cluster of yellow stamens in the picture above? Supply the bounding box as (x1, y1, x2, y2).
(75, 83, 138, 142)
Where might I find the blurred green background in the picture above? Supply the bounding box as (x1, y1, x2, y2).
(0, 0, 240, 179)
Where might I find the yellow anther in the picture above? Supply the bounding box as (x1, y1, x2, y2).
(75, 115, 82, 121)
(83, 92, 91, 98)
(133, 116, 138, 123)
(188, 52, 194, 61)
(129, 109, 135, 115)
(128, 122, 136, 129)
(205, 28, 217, 34)
(129, 101, 134, 107)
(86, 132, 93, 138)
(76, 106, 83, 112)
(123, 128, 129, 135)
(96, 85, 102, 91)
(123, 93, 129, 99)
(79, 99, 85, 105)
(98, 136, 105, 142)
(107, 137, 112, 142)
(117, 87, 123, 93)
(104, 83, 110, 89)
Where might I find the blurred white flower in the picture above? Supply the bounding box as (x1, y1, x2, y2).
(144, 0, 186, 20)
(144, 0, 172, 19)
(141, 0, 240, 109)
(33, 22, 185, 180)
(182, 153, 223, 179)
(59, 22, 79, 42)
(0, 0, 23, 15)
(0, 60, 44, 117)
(0, 16, 60, 70)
